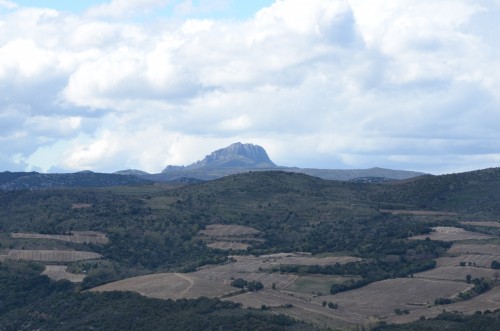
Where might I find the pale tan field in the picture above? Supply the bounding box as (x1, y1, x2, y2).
(386, 285, 500, 324)
(86, 243, 500, 328)
(199, 224, 260, 237)
(380, 210, 458, 216)
(207, 241, 250, 250)
(448, 244, 500, 255)
(223, 289, 368, 326)
(91, 273, 237, 300)
(194, 254, 360, 289)
(199, 224, 262, 250)
(410, 227, 495, 241)
(42, 265, 85, 282)
(312, 278, 472, 318)
(415, 266, 497, 282)
(11, 231, 109, 245)
(5, 250, 102, 262)
(71, 203, 93, 209)
(436, 254, 500, 268)
(461, 221, 500, 228)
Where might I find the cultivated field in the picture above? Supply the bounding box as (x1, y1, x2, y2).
(91, 273, 237, 300)
(223, 289, 368, 326)
(71, 203, 93, 209)
(380, 210, 458, 216)
(198, 224, 262, 250)
(11, 231, 109, 245)
(312, 278, 472, 319)
(410, 227, 495, 241)
(87, 246, 500, 328)
(199, 224, 260, 237)
(435, 254, 500, 268)
(5, 250, 102, 262)
(386, 285, 500, 324)
(286, 275, 358, 295)
(207, 241, 250, 250)
(194, 253, 360, 289)
(42, 265, 86, 282)
(461, 221, 500, 228)
(415, 266, 497, 282)
(448, 244, 500, 255)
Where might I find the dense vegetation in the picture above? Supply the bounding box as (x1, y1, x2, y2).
(0, 170, 482, 286)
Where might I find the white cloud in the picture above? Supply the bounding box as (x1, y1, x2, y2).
(0, 0, 499, 174)
(86, 0, 170, 18)
(0, 0, 16, 9)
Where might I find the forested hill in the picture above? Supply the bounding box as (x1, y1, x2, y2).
(0, 171, 153, 190)
(1, 168, 500, 330)
(371, 167, 500, 216)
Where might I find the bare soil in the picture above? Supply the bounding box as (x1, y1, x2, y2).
(199, 224, 260, 237)
(42, 265, 85, 282)
(90, 273, 237, 300)
(410, 227, 495, 241)
(448, 244, 500, 255)
(5, 249, 102, 262)
(380, 210, 458, 216)
(461, 221, 500, 228)
(11, 232, 109, 245)
(71, 203, 93, 209)
(207, 241, 251, 250)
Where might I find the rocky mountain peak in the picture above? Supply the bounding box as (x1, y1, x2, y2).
(163, 142, 276, 172)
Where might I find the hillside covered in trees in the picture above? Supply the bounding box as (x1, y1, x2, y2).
(1, 168, 500, 329)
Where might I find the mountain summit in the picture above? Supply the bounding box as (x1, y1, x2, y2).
(163, 143, 276, 173)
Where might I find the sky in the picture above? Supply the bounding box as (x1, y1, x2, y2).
(1, 0, 500, 175)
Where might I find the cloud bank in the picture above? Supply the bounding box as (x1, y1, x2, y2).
(1, 0, 499, 174)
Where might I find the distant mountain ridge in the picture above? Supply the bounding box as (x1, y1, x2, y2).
(0, 143, 427, 189)
(146, 142, 426, 182)
(0, 171, 153, 190)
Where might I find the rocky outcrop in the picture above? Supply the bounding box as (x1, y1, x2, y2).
(162, 142, 276, 172)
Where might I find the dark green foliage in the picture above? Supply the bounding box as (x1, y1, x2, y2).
(434, 298, 452, 305)
(394, 309, 410, 315)
(230, 278, 263, 291)
(230, 278, 247, 288)
(458, 278, 491, 300)
(491, 260, 500, 269)
(371, 168, 500, 216)
(0, 261, 73, 315)
(327, 302, 338, 309)
(373, 310, 500, 331)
